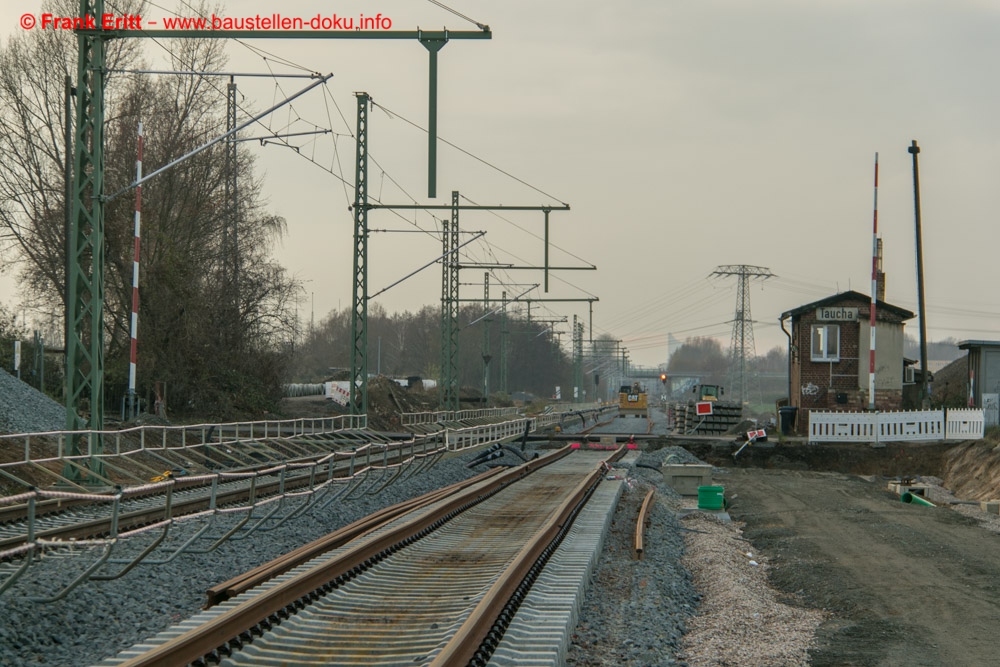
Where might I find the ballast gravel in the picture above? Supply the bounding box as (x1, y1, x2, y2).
(0, 454, 484, 667)
(0, 433, 816, 666)
(0, 368, 65, 435)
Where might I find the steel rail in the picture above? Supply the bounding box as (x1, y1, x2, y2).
(111, 447, 573, 667)
(204, 466, 503, 608)
(634, 488, 655, 560)
(431, 445, 627, 666)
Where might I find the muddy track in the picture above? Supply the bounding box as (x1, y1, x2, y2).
(721, 467, 1000, 666)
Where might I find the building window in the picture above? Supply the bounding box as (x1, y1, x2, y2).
(811, 324, 840, 362)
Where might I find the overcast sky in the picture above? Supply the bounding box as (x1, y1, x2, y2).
(1, 0, 998, 368)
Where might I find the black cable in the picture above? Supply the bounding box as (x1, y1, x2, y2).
(369, 100, 568, 206)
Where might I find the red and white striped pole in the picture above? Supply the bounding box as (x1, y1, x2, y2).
(868, 153, 878, 411)
(128, 122, 143, 418)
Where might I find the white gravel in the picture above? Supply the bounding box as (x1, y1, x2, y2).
(677, 512, 826, 666)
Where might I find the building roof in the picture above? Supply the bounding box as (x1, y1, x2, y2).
(780, 290, 915, 321)
(958, 340, 1000, 350)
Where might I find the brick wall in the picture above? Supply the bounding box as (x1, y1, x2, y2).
(788, 295, 906, 432)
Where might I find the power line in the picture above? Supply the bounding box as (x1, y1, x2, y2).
(424, 0, 490, 30)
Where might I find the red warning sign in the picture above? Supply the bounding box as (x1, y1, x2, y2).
(695, 401, 713, 416)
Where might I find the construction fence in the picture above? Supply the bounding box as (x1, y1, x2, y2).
(808, 408, 985, 444)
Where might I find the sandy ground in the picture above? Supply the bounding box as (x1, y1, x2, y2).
(718, 467, 1000, 666)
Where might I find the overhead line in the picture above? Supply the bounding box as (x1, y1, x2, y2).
(369, 100, 569, 206)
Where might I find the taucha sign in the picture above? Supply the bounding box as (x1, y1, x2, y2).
(816, 307, 858, 321)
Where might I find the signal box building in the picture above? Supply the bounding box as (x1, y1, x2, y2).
(958, 340, 1000, 421)
(780, 290, 915, 430)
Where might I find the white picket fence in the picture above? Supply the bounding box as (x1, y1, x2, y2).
(808, 408, 985, 444)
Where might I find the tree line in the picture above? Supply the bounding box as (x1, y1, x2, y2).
(289, 303, 577, 401)
(0, 0, 296, 418)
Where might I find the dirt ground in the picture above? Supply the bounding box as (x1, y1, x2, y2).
(720, 464, 1000, 666)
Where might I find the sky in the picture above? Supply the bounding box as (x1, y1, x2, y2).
(1, 0, 999, 368)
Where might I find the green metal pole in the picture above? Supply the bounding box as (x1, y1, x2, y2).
(65, 0, 107, 481)
(482, 272, 491, 406)
(573, 314, 583, 403)
(350, 92, 369, 416)
(439, 191, 460, 410)
(543, 209, 550, 292)
(500, 290, 508, 395)
(61, 25, 489, 433)
(421, 38, 447, 199)
(446, 191, 460, 410)
(439, 215, 450, 408)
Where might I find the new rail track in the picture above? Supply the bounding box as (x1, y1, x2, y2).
(98, 445, 627, 666)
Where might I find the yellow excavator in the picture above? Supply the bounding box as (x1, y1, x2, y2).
(618, 382, 648, 418)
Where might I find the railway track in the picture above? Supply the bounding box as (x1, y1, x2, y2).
(0, 438, 443, 558)
(97, 446, 628, 666)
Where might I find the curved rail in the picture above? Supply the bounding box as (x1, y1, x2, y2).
(634, 488, 655, 560)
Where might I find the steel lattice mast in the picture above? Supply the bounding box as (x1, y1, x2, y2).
(64, 14, 489, 452)
(499, 291, 508, 394)
(350, 93, 369, 416)
(481, 272, 492, 405)
(64, 0, 108, 481)
(572, 315, 583, 403)
(711, 264, 776, 411)
(439, 192, 461, 411)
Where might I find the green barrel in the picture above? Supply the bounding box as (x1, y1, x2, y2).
(697, 485, 725, 510)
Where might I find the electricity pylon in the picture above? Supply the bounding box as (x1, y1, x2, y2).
(711, 264, 776, 412)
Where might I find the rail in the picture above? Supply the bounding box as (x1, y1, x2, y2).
(634, 488, 655, 560)
(105, 447, 578, 667)
(204, 466, 504, 608)
(532, 404, 618, 430)
(432, 446, 626, 665)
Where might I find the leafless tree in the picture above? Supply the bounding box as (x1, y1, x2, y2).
(0, 0, 299, 416)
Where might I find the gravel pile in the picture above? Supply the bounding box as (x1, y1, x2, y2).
(0, 368, 65, 434)
(568, 442, 826, 666)
(566, 445, 704, 665)
(678, 513, 826, 665)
